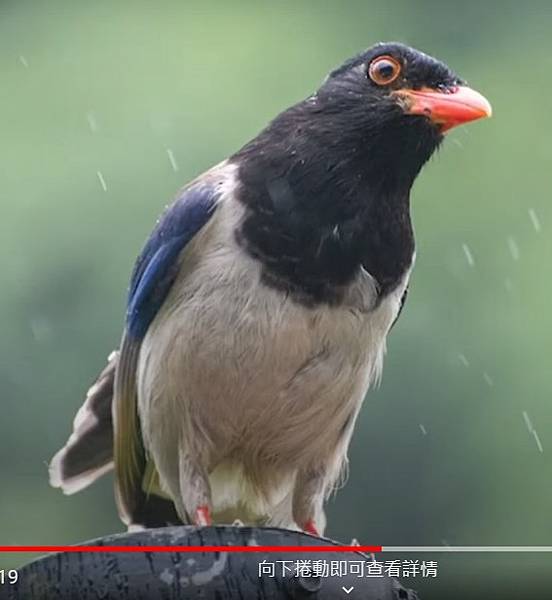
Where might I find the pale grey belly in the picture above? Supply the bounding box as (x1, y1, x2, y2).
(137, 272, 399, 477)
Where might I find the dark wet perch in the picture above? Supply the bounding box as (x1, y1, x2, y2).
(5, 526, 419, 599)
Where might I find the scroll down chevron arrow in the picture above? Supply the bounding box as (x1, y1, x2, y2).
(342, 586, 354, 594)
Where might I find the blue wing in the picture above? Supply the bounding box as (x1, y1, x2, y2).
(126, 180, 220, 339)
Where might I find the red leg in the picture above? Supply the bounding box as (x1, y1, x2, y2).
(302, 519, 320, 537)
(194, 505, 212, 527)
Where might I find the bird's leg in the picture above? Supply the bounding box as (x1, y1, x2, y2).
(194, 505, 212, 526)
(302, 518, 320, 537)
(293, 466, 327, 537)
(177, 453, 213, 527)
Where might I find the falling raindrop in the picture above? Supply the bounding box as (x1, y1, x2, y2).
(507, 236, 520, 261)
(533, 430, 544, 453)
(166, 148, 179, 172)
(30, 317, 52, 342)
(522, 411, 534, 433)
(458, 353, 469, 368)
(528, 208, 541, 233)
(483, 372, 494, 387)
(19, 55, 29, 68)
(419, 424, 427, 435)
(97, 171, 107, 192)
(461, 243, 475, 267)
(521, 411, 544, 452)
(450, 137, 464, 149)
(86, 111, 98, 133)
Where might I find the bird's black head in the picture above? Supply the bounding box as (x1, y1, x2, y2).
(237, 42, 491, 201)
(313, 42, 492, 191)
(234, 43, 491, 305)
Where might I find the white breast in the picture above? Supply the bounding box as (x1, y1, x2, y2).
(136, 181, 412, 522)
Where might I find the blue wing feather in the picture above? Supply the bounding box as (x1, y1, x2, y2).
(126, 182, 219, 339)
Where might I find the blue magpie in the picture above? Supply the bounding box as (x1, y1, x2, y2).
(50, 43, 491, 534)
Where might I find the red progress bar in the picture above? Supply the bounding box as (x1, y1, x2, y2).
(0, 545, 381, 554)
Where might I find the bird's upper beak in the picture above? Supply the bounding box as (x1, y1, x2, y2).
(395, 85, 492, 132)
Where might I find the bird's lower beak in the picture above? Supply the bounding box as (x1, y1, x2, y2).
(395, 85, 492, 132)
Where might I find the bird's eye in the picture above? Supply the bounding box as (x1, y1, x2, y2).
(368, 56, 401, 86)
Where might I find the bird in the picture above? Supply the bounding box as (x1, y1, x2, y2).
(49, 42, 491, 536)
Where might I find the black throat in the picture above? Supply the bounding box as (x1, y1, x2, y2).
(232, 95, 441, 307)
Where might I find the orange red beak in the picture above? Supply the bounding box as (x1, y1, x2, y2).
(395, 85, 492, 132)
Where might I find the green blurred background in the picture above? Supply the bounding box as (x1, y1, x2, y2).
(1, 0, 551, 596)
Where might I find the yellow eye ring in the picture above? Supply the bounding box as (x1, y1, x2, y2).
(368, 55, 402, 86)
